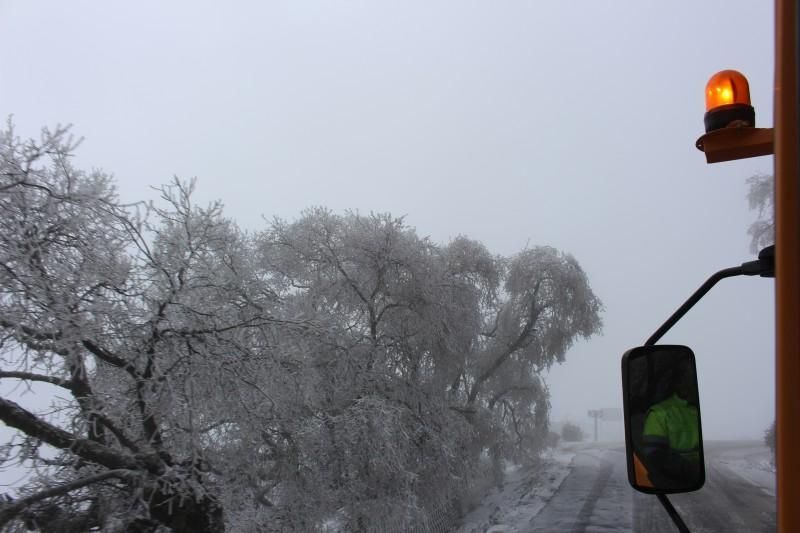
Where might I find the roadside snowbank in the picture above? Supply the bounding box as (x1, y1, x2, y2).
(711, 441, 775, 496)
(457, 448, 575, 533)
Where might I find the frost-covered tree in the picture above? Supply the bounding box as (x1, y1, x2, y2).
(261, 211, 603, 494)
(746, 174, 775, 471)
(455, 246, 603, 469)
(746, 173, 775, 253)
(0, 121, 603, 531)
(259, 210, 478, 529)
(0, 122, 297, 531)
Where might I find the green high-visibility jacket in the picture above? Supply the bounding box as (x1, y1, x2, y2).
(643, 394, 699, 459)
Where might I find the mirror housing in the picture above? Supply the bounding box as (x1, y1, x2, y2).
(622, 345, 705, 494)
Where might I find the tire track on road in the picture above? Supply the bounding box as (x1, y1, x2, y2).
(572, 457, 614, 533)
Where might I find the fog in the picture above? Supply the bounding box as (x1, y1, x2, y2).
(0, 0, 774, 448)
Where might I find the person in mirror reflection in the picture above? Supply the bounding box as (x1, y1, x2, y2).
(641, 362, 701, 490)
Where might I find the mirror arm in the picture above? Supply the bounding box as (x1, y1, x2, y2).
(646, 245, 774, 346)
(644, 265, 746, 346)
(646, 246, 775, 346)
(657, 494, 691, 533)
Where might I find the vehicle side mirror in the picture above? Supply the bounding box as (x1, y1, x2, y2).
(621, 345, 705, 494)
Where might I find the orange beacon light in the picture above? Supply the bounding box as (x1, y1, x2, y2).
(704, 70, 755, 133)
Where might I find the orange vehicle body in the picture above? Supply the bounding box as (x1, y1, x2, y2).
(774, 1, 798, 532)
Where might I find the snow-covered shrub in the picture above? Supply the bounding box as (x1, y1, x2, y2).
(561, 422, 584, 442)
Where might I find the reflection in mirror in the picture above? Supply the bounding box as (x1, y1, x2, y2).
(622, 345, 705, 494)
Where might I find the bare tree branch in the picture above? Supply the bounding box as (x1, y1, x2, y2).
(0, 371, 74, 391)
(0, 397, 139, 471)
(0, 318, 60, 342)
(81, 340, 135, 374)
(0, 469, 132, 529)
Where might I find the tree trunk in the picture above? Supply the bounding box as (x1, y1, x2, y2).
(149, 493, 224, 533)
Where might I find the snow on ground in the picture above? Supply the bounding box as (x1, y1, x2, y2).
(709, 441, 775, 496)
(455, 441, 774, 533)
(457, 447, 576, 533)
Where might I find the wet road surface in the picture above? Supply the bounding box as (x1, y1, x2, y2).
(531, 442, 775, 533)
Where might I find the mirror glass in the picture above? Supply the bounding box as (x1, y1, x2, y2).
(622, 345, 705, 493)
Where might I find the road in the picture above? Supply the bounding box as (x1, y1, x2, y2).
(529, 441, 775, 533)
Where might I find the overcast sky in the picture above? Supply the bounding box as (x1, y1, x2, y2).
(0, 1, 775, 441)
